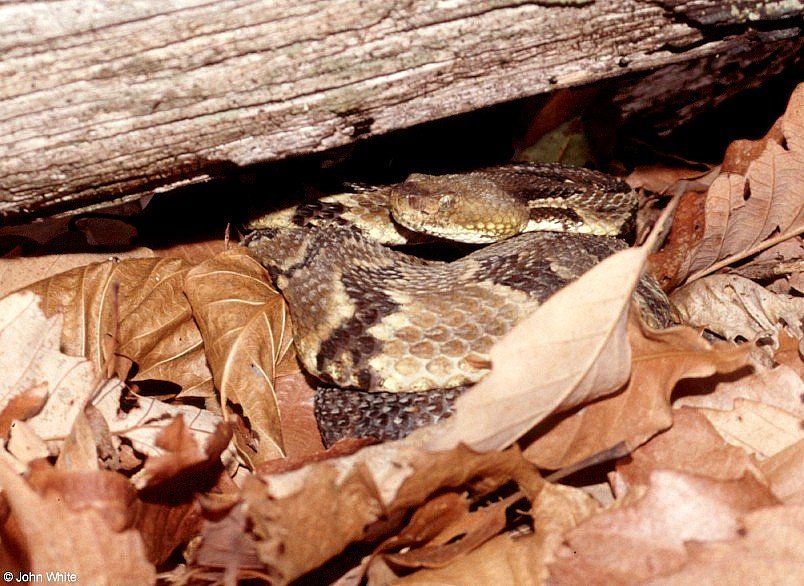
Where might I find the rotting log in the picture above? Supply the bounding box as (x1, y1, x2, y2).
(1, 0, 801, 222)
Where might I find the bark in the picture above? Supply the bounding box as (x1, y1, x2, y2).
(0, 0, 801, 222)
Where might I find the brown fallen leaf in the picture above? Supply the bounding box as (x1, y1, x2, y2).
(20, 257, 213, 395)
(395, 478, 600, 586)
(0, 248, 154, 299)
(695, 399, 803, 461)
(627, 164, 716, 196)
(521, 319, 748, 470)
(648, 190, 707, 290)
(671, 273, 804, 367)
(673, 365, 803, 461)
(730, 235, 804, 293)
(0, 292, 237, 479)
(548, 470, 779, 584)
(759, 439, 804, 503)
(372, 492, 514, 576)
(646, 505, 804, 585)
(675, 365, 803, 417)
(391, 481, 600, 586)
(243, 444, 543, 584)
(0, 292, 99, 445)
(132, 415, 232, 491)
(0, 456, 156, 584)
(775, 329, 804, 378)
(682, 83, 804, 283)
(24, 462, 207, 566)
(613, 407, 763, 493)
(0, 383, 47, 441)
(185, 247, 295, 462)
(273, 372, 324, 458)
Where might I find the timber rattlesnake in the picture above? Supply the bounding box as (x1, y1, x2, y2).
(245, 163, 673, 446)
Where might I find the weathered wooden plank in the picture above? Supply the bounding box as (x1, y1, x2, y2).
(0, 0, 801, 221)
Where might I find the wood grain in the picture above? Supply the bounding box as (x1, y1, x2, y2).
(1, 0, 801, 221)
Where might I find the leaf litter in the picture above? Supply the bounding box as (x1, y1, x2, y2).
(0, 85, 801, 584)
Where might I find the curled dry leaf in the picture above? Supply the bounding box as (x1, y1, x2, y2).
(680, 83, 804, 283)
(730, 236, 804, 292)
(0, 292, 234, 477)
(90, 379, 237, 468)
(671, 274, 804, 353)
(132, 415, 233, 491)
(548, 470, 779, 584)
(23, 464, 206, 566)
(521, 319, 749, 470)
(674, 365, 803, 460)
(20, 256, 213, 396)
(696, 399, 804, 460)
(185, 247, 295, 463)
(242, 444, 542, 584)
(393, 481, 600, 585)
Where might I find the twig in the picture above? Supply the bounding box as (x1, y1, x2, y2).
(684, 222, 804, 284)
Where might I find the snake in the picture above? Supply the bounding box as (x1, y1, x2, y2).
(245, 162, 673, 446)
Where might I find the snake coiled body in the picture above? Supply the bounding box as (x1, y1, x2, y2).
(245, 163, 673, 445)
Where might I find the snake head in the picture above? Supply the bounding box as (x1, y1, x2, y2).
(389, 172, 530, 243)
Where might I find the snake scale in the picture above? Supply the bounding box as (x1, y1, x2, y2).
(245, 163, 673, 446)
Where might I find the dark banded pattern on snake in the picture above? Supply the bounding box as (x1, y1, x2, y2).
(245, 163, 674, 445)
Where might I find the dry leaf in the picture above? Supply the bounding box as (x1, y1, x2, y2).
(760, 440, 804, 503)
(0, 457, 156, 584)
(90, 380, 237, 465)
(396, 480, 600, 586)
(671, 274, 804, 367)
(613, 407, 763, 493)
(682, 83, 804, 282)
(730, 236, 804, 291)
(0, 292, 236, 480)
(521, 319, 748, 469)
(374, 492, 514, 574)
(675, 365, 803, 416)
(0, 292, 99, 443)
(648, 190, 707, 289)
(548, 470, 779, 584)
(774, 329, 804, 377)
(0, 248, 154, 299)
(626, 164, 716, 195)
(646, 505, 804, 585)
(21, 257, 212, 395)
(132, 415, 232, 490)
(695, 399, 803, 460)
(243, 444, 542, 584)
(185, 247, 294, 462)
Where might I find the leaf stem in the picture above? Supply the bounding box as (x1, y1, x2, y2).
(684, 222, 804, 284)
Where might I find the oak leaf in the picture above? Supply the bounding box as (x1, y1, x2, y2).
(548, 470, 779, 584)
(521, 320, 748, 469)
(646, 505, 804, 585)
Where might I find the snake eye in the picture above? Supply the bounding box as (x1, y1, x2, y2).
(438, 194, 455, 209)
